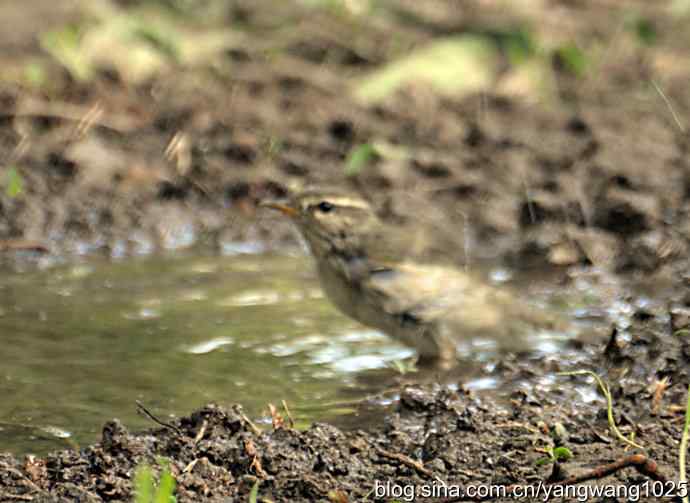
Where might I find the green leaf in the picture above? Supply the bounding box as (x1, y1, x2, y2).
(5, 167, 24, 198)
(535, 456, 554, 466)
(153, 458, 176, 503)
(345, 143, 377, 177)
(134, 464, 154, 503)
(249, 480, 259, 503)
(154, 468, 176, 503)
(552, 446, 573, 462)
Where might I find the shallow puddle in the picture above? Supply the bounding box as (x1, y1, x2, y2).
(1, 251, 415, 455)
(0, 249, 615, 455)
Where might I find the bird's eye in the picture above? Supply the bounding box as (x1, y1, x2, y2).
(315, 201, 334, 213)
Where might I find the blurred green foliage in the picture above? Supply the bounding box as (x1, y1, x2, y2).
(353, 35, 498, 103)
(130, 24, 181, 61)
(10, 1, 663, 110)
(138, 0, 199, 14)
(24, 61, 48, 88)
(492, 28, 538, 65)
(4, 167, 24, 198)
(133, 460, 176, 503)
(554, 44, 588, 77)
(628, 16, 657, 46)
(36, 0, 239, 84)
(248, 480, 259, 503)
(345, 143, 377, 176)
(302, 0, 373, 17)
(40, 25, 93, 81)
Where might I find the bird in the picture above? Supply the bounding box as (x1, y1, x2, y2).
(262, 188, 561, 367)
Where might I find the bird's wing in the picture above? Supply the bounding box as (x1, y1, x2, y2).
(365, 263, 491, 322)
(364, 262, 558, 335)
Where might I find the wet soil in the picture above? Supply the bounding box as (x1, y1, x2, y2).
(2, 0, 690, 501)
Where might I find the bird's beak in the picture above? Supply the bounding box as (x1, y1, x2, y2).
(260, 201, 299, 218)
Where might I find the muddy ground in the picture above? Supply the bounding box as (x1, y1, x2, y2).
(2, 0, 690, 501)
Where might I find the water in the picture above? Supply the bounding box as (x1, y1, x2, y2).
(0, 251, 413, 455)
(0, 251, 619, 456)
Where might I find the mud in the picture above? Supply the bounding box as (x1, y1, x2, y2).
(2, 0, 690, 501)
(3, 338, 690, 503)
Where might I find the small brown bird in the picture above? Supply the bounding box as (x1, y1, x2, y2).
(264, 189, 560, 366)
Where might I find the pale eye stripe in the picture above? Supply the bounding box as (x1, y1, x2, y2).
(301, 196, 370, 211)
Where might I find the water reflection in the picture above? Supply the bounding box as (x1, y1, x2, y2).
(0, 251, 415, 455)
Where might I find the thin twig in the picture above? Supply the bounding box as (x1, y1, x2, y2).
(651, 80, 686, 133)
(559, 370, 643, 449)
(520, 171, 536, 225)
(3, 100, 141, 133)
(651, 377, 671, 416)
(549, 454, 667, 487)
(75, 102, 103, 138)
(6, 467, 42, 492)
(680, 384, 690, 503)
(268, 403, 284, 430)
(462, 211, 471, 273)
(281, 399, 295, 428)
(374, 446, 434, 478)
(193, 419, 208, 443)
(240, 411, 262, 435)
(4, 135, 30, 167)
(135, 400, 182, 435)
(4, 494, 35, 501)
(182, 459, 199, 473)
